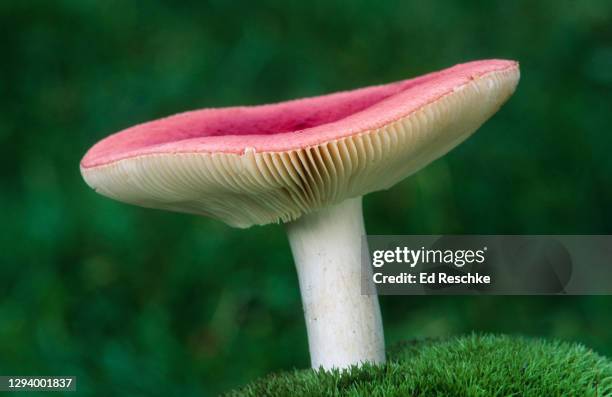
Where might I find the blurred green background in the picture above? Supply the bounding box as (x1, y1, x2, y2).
(1, 0, 611, 395)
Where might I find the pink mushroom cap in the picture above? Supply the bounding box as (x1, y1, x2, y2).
(81, 59, 520, 227)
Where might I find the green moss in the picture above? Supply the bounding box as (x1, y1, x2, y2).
(226, 334, 612, 397)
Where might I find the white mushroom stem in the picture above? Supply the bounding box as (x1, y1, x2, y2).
(286, 196, 385, 369)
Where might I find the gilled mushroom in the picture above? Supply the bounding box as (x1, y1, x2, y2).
(81, 59, 520, 369)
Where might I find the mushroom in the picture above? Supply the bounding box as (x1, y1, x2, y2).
(80, 59, 520, 370)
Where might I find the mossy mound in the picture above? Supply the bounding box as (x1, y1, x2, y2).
(226, 334, 612, 397)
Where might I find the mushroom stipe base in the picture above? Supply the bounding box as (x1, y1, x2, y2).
(287, 196, 384, 369)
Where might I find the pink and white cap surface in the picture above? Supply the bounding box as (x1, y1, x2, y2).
(81, 59, 520, 227)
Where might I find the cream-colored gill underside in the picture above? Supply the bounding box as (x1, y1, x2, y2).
(81, 67, 519, 228)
